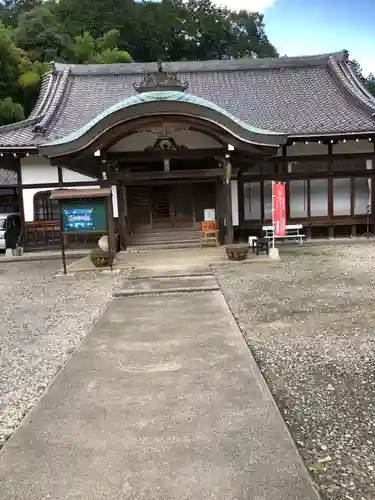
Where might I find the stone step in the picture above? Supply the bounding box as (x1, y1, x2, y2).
(128, 237, 200, 246)
(114, 275, 219, 296)
(133, 227, 199, 234)
(128, 233, 200, 242)
(127, 241, 201, 251)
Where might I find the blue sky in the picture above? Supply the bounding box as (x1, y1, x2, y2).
(213, 0, 375, 76)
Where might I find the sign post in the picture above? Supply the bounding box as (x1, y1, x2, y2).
(51, 188, 113, 274)
(272, 181, 286, 250)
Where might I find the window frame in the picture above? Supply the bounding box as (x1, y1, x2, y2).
(33, 191, 60, 221)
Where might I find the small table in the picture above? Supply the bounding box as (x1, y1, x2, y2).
(253, 237, 269, 255)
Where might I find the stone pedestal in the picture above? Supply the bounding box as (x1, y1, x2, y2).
(268, 247, 280, 260)
(226, 244, 249, 261)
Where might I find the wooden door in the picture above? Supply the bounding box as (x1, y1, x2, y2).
(127, 186, 151, 232)
(151, 186, 173, 229)
(193, 183, 216, 227)
(172, 184, 194, 228)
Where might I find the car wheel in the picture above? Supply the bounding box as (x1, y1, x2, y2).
(0, 249, 5, 254)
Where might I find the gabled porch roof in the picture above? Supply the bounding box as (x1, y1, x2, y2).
(38, 91, 286, 158)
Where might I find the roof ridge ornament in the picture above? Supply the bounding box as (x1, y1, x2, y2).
(133, 60, 188, 94)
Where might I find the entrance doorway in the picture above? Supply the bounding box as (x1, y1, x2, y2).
(127, 183, 216, 232)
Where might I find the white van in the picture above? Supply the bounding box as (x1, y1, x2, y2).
(0, 213, 21, 253)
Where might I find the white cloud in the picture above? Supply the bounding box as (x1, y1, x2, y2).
(211, 0, 276, 12)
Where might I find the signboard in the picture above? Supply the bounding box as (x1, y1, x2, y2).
(272, 182, 286, 237)
(204, 208, 216, 222)
(61, 199, 107, 232)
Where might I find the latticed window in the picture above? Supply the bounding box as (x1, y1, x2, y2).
(34, 191, 60, 220)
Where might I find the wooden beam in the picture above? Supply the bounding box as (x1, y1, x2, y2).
(242, 169, 375, 181)
(107, 148, 227, 162)
(110, 168, 224, 182)
(0, 155, 20, 170)
(20, 181, 100, 189)
(235, 151, 375, 168)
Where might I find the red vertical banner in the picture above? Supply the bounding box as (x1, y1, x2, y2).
(272, 181, 286, 237)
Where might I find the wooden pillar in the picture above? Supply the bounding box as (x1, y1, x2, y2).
(117, 183, 127, 250)
(57, 165, 63, 186)
(224, 157, 234, 245)
(214, 158, 226, 245)
(15, 156, 26, 250)
(237, 167, 244, 240)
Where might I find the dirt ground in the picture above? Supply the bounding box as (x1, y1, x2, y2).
(0, 260, 125, 449)
(214, 243, 375, 500)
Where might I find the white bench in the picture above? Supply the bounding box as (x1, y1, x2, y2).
(262, 224, 306, 245)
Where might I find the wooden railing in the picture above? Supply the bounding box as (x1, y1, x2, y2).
(25, 221, 100, 250)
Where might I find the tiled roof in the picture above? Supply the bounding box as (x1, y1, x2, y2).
(0, 51, 374, 148)
(0, 169, 17, 185)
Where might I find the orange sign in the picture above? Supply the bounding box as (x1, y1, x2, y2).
(272, 182, 286, 237)
(201, 221, 217, 231)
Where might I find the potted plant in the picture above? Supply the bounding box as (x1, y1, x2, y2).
(90, 235, 115, 267)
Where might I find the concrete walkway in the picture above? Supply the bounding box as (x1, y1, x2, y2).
(0, 268, 319, 500)
(66, 246, 271, 272)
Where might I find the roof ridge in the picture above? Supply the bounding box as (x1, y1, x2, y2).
(328, 56, 375, 119)
(0, 116, 42, 134)
(34, 67, 71, 134)
(53, 51, 347, 76)
(345, 61, 375, 110)
(28, 66, 54, 118)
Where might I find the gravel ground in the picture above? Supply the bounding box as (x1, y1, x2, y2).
(0, 261, 126, 449)
(213, 244, 375, 500)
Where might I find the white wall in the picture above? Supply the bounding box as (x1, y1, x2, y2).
(23, 185, 101, 221)
(20, 157, 116, 222)
(21, 155, 58, 184)
(231, 180, 239, 226)
(111, 185, 118, 218)
(109, 130, 222, 152)
(62, 168, 95, 183)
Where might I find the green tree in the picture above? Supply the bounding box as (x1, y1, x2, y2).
(130, 0, 277, 62)
(53, 0, 138, 46)
(229, 10, 278, 58)
(0, 0, 42, 27)
(0, 22, 43, 124)
(350, 59, 366, 84)
(350, 59, 375, 98)
(70, 31, 95, 63)
(366, 72, 375, 97)
(14, 6, 72, 62)
(71, 30, 133, 63)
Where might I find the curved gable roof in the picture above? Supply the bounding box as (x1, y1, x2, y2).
(0, 51, 374, 149)
(39, 91, 285, 157)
